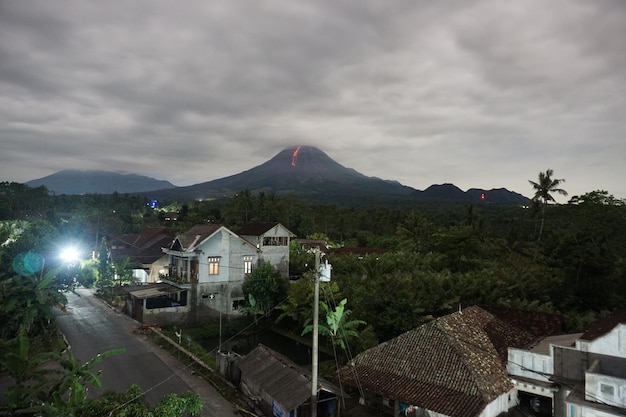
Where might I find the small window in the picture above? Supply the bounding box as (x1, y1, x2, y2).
(243, 256, 253, 274)
(208, 257, 220, 275)
(601, 383, 615, 396)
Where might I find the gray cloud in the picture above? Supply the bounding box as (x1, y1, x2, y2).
(1, 0, 625, 200)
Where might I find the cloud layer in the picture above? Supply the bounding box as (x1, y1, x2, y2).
(1, 0, 625, 200)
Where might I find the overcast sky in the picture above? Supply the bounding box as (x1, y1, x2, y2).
(1, 0, 625, 201)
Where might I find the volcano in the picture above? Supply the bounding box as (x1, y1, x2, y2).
(151, 145, 415, 202)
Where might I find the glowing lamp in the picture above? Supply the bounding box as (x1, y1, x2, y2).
(60, 247, 80, 263)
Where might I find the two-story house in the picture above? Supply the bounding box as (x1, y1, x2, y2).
(162, 224, 260, 322)
(236, 223, 295, 278)
(508, 310, 626, 417)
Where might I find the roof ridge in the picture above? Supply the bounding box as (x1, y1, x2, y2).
(433, 308, 503, 402)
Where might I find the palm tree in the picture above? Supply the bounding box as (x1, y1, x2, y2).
(529, 169, 568, 240)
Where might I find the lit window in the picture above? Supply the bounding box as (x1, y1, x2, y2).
(208, 257, 220, 275)
(243, 256, 253, 274)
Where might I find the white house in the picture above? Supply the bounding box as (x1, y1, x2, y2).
(236, 223, 295, 278)
(162, 224, 260, 321)
(508, 310, 626, 417)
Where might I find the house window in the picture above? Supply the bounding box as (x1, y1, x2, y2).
(262, 236, 288, 246)
(243, 256, 253, 274)
(600, 383, 615, 397)
(208, 257, 220, 275)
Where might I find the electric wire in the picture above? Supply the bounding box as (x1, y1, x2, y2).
(96, 289, 290, 417)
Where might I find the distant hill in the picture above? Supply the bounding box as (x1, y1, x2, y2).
(26, 170, 176, 195)
(412, 184, 528, 204)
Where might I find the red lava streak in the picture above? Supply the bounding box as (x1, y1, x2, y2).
(291, 145, 301, 167)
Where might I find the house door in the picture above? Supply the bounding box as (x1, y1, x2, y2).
(190, 260, 199, 284)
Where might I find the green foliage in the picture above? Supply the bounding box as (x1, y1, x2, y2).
(0, 269, 68, 339)
(96, 237, 115, 297)
(114, 255, 135, 286)
(74, 384, 203, 417)
(396, 210, 436, 253)
(301, 298, 366, 351)
(242, 262, 288, 317)
(568, 190, 624, 206)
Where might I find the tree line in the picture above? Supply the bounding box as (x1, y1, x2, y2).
(1, 170, 626, 381)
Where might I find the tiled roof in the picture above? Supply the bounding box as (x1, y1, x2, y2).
(237, 223, 280, 236)
(339, 306, 536, 417)
(174, 224, 223, 251)
(237, 223, 296, 237)
(131, 227, 174, 248)
(580, 309, 626, 341)
(111, 228, 175, 264)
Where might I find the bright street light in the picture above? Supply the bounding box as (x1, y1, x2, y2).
(60, 247, 80, 263)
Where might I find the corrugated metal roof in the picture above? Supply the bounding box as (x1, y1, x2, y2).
(125, 283, 182, 299)
(529, 333, 583, 355)
(238, 344, 339, 411)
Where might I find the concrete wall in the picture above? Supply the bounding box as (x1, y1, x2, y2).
(240, 224, 292, 278)
(478, 390, 517, 417)
(508, 348, 553, 382)
(585, 363, 626, 408)
(577, 324, 626, 359)
(141, 304, 190, 326)
(196, 229, 258, 284)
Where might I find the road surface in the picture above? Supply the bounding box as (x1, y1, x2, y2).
(55, 288, 239, 417)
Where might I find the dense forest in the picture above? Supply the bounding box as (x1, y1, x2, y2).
(1, 177, 626, 346)
(1, 175, 626, 413)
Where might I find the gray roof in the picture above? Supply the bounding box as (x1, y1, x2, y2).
(124, 283, 182, 299)
(238, 344, 339, 411)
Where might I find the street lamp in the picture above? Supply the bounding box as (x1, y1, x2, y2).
(59, 247, 80, 264)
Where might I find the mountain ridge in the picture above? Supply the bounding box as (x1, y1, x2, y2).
(23, 147, 529, 204)
(25, 169, 176, 195)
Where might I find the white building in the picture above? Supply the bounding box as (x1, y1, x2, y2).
(236, 223, 295, 278)
(508, 310, 626, 417)
(163, 224, 260, 321)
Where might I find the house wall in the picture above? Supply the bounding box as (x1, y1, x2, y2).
(191, 281, 246, 320)
(478, 390, 517, 417)
(141, 304, 190, 326)
(241, 224, 292, 278)
(196, 230, 258, 284)
(132, 268, 149, 283)
(577, 324, 626, 359)
(239, 376, 282, 417)
(565, 402, 624, 417)
(508, 348, 553, 382)
(148, 255, 170, 282)
(585, 368, 626, 408)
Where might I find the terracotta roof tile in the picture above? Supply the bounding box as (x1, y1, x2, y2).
(339, 306, 535, 417)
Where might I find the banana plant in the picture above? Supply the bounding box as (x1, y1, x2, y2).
(302, 298, 366, 351)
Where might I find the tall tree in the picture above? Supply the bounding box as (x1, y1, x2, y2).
(529, 169, 568, 240)
(242, 262, 288, 317)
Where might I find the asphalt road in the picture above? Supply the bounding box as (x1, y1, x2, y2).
(55, 288, 239, 417)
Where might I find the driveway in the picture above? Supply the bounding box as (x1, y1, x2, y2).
(55, 287, 240, 417)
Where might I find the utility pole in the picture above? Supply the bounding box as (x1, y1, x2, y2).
(311, 248, 320, 417)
